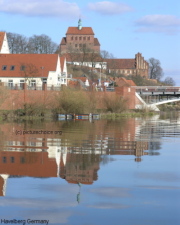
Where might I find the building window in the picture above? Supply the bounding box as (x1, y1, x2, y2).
(20, 157, 25, 164)
(79, 44, 82, 47)
(10, 157, 15, 163)
(42, 78, 47, 84)
(88, 36, 90, 40)
(83, 44, 86, 48)
(75, 36, 77, 40)
(2, 65, 7, 70)
(75, 44, 78, 47)
(30, 142, 36, 146)
(2, 157, 6, 163)
(83, 37, 86, 41)
(71, 36, 73, 40)
(20, 65, 26, 71)
(10, 65, 15, 71)
(20, 80, 25, 89)
(79, 37, 82, 41)
(31, 80, 36, 87)
(8, 80, 13, 87)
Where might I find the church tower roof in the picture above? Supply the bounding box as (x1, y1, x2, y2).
(78, 18, 82, 30)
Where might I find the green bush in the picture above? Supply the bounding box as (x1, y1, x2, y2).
(55, 87, 90, 114)
(103, 94, 128, 113)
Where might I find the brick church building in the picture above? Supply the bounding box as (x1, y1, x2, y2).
(59, 20, 149, 78)
(59, 19, 100, 54)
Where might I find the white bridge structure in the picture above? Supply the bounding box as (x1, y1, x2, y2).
(133, 86, 180, 111)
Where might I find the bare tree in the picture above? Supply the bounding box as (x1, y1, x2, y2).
(7, 32, 28, 53)
(20, 63, 41, 87)
(163, 77, 176, 86)
(148, 57, 164, 80)
(7, 32, 58, 54)
(27, 34, 58, 54)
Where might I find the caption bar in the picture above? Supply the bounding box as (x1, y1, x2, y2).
(1, 219, 49, 225)
(15, 130, 62, 135)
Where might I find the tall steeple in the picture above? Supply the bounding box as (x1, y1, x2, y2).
(78, 18, 82, 30)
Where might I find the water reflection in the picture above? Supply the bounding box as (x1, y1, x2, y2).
(0, 114, 180, 198)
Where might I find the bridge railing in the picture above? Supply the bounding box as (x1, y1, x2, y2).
(132, 86, 180, 92)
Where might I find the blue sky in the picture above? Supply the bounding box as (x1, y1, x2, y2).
(0, 0, 180, 85)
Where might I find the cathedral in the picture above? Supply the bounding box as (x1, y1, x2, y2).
(59, 19, 100, 54)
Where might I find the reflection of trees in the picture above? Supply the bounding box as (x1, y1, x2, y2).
(148, 142, 161, 155)
(59, 119, 127, 147)
(159, 112, 179, 121)
(149, 142, 161, 150)
(100, 155, 116, 165)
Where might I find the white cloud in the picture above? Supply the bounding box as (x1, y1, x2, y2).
(0, 0, 81, 19)
(88, 1, 133, 15)
(90, 187, 131, 198)
(88, 202, 130, 209)
(135, 15, 180, 35)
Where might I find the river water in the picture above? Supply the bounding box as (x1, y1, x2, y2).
(0, 113, 180, 225)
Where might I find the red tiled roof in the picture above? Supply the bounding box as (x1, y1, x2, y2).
(68, 80, 79, 88)
(94, 38, 100, 46)
(73, 77, 88, 82)
(119, 77, 136, 86)
(0, 32, 5, 51)
(109, 77, 136, 87)
(60, 37, 66, 45)
(106, 58, 136, 69)
(0, 54, 62, 78)
(66, 27, 94, 35)
(126, 79, 136, 86)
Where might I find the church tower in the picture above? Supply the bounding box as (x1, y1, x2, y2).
(59, 19, 100, 54)
(78, 19, 82, 30)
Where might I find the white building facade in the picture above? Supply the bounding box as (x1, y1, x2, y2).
(0, 32, 10, 54)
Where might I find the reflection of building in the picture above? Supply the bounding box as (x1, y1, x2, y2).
(0, 119, 150, 196)
(60, 153, 100, 185)
(0, 174, 9, 196)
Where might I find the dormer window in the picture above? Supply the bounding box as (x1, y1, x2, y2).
(2, 65, 7, 70)
(10, 65, 15, 71)
(20, 65, 26, 71)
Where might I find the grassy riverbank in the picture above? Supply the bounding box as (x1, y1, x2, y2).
(0, 109, 158, 121)
(101, 110, 156, 119)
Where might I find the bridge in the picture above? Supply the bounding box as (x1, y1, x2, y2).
(132, 86, 180, 111)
